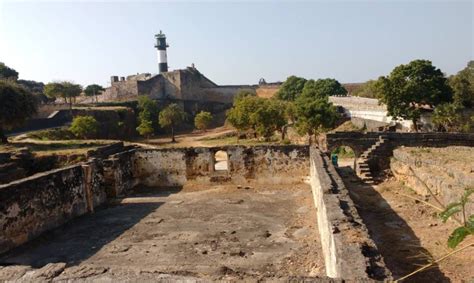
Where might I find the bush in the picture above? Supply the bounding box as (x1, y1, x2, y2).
(194, 111, 213, 131)
(27, 128, 75, 141)
(69, 116, 99, 139)
(136, 119, 154, 139)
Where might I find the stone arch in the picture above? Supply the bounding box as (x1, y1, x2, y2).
(213, 150, 228, 172)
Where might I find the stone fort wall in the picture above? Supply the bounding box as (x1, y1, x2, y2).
(100, 67, 258, 104)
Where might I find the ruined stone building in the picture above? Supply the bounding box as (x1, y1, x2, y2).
(98, 31, 257, 110)
(101, 67, 255, 107)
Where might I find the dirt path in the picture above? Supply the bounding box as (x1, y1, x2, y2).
(0, 184, 325, 281)
(138, 126, 235, 148)
(337, 166, 474, 283)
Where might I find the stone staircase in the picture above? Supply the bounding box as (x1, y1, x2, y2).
(356, 134, 388, 184)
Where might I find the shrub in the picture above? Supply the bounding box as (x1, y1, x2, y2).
(69, 116, 99, 139)
(194, 111, 213, 131)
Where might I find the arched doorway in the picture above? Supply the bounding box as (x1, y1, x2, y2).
(331, 146, 357, 170)
(214, 150, 228, 171)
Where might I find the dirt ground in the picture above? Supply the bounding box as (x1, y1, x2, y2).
(0, 183, 325, 281)
(337, 161, 474, 283)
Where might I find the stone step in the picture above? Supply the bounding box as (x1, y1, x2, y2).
(210, 175, 231, 183)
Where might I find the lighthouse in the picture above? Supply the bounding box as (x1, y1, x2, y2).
(154, 30, 169, 73)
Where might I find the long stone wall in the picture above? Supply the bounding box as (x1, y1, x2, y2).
(0, 145, 136, 255)
(0, 165, 93, 254)
(309, 147, 391, 280)
(133, 145, 309, 187)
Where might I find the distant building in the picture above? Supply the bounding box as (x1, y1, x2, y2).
(102, 66, 257, 106)
(100, 31, 259, 109)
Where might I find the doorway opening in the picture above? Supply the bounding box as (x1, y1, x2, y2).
(331, 146, 356, 170)
(214, 150, 228, 171)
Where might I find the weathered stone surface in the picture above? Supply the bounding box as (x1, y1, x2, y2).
(0, 265, 32, 281)
(133, 145, 309, 187)
(391, 146, 474, 214)
(0, 144, 135, 255)
(23, 262, 66, 280)
(309, 147, 391, 280)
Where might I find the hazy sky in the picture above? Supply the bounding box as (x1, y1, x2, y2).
(0, 1, 472, 87)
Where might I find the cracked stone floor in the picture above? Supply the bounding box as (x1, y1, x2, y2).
(0, 183, 325, 281)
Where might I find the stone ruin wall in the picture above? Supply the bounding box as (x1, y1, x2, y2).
(132, 145, 310, 187)
(0, 143, 393, 280)
(0, 144, 136, 254)
(390, 146, 474, 215)
(310, 148, 391, 280)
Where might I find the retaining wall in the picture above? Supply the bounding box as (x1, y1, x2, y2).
(0, 165, 93, 254)
(391, 146, 474, 215)
(133, 145, 309, 187)
(0, 145, 136, 255)
(309, 147, 391, 280)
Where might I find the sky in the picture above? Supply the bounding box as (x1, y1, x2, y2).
(0, 0, 472, 87)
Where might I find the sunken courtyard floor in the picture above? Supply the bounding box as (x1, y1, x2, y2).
(0, 183, 325, 281)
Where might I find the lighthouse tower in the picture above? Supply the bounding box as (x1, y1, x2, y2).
(154, 30, 169, 73)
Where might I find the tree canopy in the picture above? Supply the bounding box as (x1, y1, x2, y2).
(159, 103, 186, 142)
(378, 59, 453, 131)
(294, 94, 339, 142)
(84, 84, 105, 102)
(0, 62, 19, 80)
(226, 95, 264, 134)
(194, 111, 213, 131)
(0, 80, 38, 143)
(44, 81, 83, 109)
(69, 116, 99, 139)
(300, 78, 347, 99)
(449, 61, 474, 108)
(276, 76, 307, 101)
(227, 96, 288, 140)
(136, 96, 159, 138)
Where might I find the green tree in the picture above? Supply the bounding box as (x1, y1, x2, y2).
(449, 61, 474, 108)
(136, 96, 159, 137)
(69, 116, 99, 139)
(295, 95, 339, 143)
(159, 103, 186, 142)
(301, 78, 347, 99)
(276, 76, 307, 101)
(0, 80, 38, 143)
(251, 99, 287, 140)
(136, 119, 154, 139)
(432, 103, 463, 132)
(194, 111, 213, 131)
(226, 96, 265, 137)
(84, 84, 105, 103)
(17, 80, 51, 104)
(378, 60, 453, 131)
(0, 62, 19, 81)
(44, 81, 82, 110)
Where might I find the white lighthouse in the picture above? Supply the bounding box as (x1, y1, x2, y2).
(154, 30, 169, 73)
